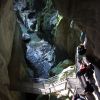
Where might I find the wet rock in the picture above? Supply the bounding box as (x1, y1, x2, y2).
(42, 11, 58, 33)
(21, 1, 30, 11)
(50, 12, 58, 27)
(14, 1, 26, 11)
(19, 11, 37, 32)
(22, 33, 31, 43)
(30, 20, 37, 31)
(35, 0, 58, 45)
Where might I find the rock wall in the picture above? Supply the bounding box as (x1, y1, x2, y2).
(53, 0, 100, 67)
(0, 0, 16, 85)
(54, 18, 80, 60)
(0, 0, 26, 100)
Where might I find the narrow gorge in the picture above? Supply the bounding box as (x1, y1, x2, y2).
(0, 0, 100, 100)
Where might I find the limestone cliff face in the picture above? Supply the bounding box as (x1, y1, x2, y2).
(53, 0, 100, 67)
(0, 0, 26, 100)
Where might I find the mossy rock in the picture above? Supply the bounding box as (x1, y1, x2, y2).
(61, 59, 74, 68)
(51, 59, 74, 75)
(51, 65, 63, 75)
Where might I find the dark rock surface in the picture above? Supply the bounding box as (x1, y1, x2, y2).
(54, 18, 80, 61)
(0, 0, 27, 100)
(53, 0, 100, 67)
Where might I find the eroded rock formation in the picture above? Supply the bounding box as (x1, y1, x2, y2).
(53, 0, 100, 67)
(0, 0, 100, 99)
(0, 0, 26, 100)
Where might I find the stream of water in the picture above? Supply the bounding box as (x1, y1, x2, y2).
(14, 1, 56, 82)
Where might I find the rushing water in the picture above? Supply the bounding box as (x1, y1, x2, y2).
(26, 40, 55, 79)
(14, 1, 55, 82)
